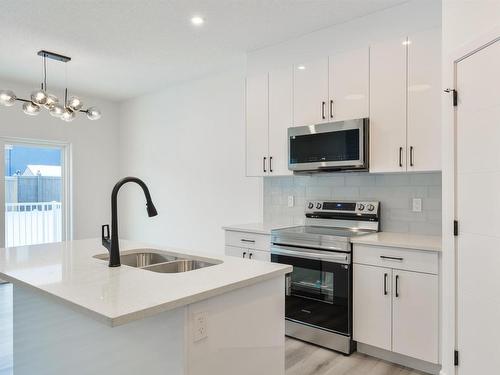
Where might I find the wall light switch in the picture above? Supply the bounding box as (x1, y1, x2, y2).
(412, 198, 422, 212)
(287, 195, 294, 207)
(193, 312, 208, 342)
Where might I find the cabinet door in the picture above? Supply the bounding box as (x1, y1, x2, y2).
(246, 74, 269, 176)
(353, 264, 392, 351)
(392, 270, 439, 363)
(369, 37, 407, 172)
(407, 28, 441, 172)
(329, 47, 369, 122)
(293, 58, 329, 127)
(247, 249, 271, 262)
(268, 66, 293, 176)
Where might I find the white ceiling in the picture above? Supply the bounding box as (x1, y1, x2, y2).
(0, 0, 408, 101)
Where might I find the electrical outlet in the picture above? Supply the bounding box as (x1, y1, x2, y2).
(412, 198, 422, 212)
(287, 195, 294, 208)
(193, 312, 208, 342)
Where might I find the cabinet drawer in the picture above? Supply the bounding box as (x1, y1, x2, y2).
(225, 246, 271, 261)
(353, 244, 438, 275)
(225, 230, 271, 251)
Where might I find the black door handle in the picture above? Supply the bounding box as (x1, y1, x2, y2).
(330, 100, 334, 118)
(410, 146, 414, 167)
(249, 253, 253, 259)
(242, 252, 247, 258)
(380, 255, 404, 261)
(321, 101, 326, 119)
(399, 147, 403, 167)
(263, 156, 267, 173)
(395, 274, 400, 298)
(269, 156, 273, 173)
(384, 273, 388, 295)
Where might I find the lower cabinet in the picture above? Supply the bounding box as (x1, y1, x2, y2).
(353, 245, 439, 364)
(224, 245, 271, 261)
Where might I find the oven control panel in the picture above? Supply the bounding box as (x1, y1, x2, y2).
(305, 200, 379, 215)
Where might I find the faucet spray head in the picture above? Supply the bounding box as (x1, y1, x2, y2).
(147, 201, 158, 217)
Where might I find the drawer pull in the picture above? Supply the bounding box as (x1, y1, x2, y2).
(240, 239, 256, 243)
(380, 255, 403, 261)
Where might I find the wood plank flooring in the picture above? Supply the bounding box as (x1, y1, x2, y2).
(0, 283, 424, 375)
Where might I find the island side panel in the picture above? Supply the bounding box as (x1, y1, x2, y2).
(186, 276, 285, 375)
(13, 285, 186, 375)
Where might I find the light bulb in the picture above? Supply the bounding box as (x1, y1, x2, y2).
(49, 103, 65, 117)
(43, 94, 59, 109)
(31, 89, 48, 105)
(60, 108, 76, 122)
(22, 102, 41, 116)
(66, 96, 83, 111)
(0, 90, 17, 106)
(86, 107, 102, 120)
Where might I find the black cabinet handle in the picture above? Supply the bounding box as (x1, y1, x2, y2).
(395, 274, 400, 298)
(380, 255, 404, 261)
(263, 156, 267, 173)
(410, 146, 414, 167)
(399, 147, 403, 167)
(240, 239, 255, 243)
(269, 156, 273, 173)
(242, 252, 247, 258)
(321, 101, 326, 119)
(330, 100, 334, 118)
(384, 273, 388, 296)
(249, 253, 253, 259)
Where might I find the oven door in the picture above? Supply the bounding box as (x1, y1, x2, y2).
(288, 118, 368, 172)
(271, 245, 351, 335)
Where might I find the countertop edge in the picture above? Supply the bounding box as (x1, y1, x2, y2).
(351, 234, 442, 253)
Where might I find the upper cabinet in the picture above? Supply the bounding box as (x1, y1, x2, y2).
(370, 29, 441, 173)
(292, 58, 329, 127)
(329, 47, 370, 122)
(407, 28, 441, 172)
(245, 69, 293, 177)
(369, 37, 408, 173)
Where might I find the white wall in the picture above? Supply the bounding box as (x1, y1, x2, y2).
(0, 79, 120, 240)
(118, 63, 262, 254)
(441, 2, 500, 375)
(247, 0, 441, 74)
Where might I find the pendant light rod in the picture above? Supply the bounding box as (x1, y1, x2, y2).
(37, 50, 71, 63)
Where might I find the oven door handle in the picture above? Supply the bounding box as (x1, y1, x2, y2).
(271, 245, 350, 264)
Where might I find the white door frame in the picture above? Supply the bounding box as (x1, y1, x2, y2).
(0, 136, 73, 247)
(441, 26, 500, 375)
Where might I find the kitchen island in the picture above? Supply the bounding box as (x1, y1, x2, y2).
(0, 238, 292, 375)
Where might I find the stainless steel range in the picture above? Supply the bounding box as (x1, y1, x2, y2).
(270, 200, 380, 354)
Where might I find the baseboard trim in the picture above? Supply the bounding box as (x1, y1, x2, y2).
(357, 343, 441, 375)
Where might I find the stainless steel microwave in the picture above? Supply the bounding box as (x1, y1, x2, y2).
(288, 118, 369, 172)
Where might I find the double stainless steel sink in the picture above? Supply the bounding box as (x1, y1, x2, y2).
(93, 249, 221, 273)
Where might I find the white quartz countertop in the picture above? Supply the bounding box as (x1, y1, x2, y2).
(351, 232, 442, 252)
(222, 222, 292, 235)
(0, 239, 292, 327)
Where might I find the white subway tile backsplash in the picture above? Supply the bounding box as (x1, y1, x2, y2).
(264, 172, 442, 235)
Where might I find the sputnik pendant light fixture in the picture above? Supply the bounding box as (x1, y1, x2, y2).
(0, 50, 101, 122)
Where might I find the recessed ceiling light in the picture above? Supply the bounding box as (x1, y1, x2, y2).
(297, 65, 306, 70)
(191, 16, 204, 26)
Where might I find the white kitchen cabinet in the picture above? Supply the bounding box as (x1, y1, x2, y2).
(246, 74, 269, 176)
(369, 37, 408, 173)
(329, 47, 369, 122)
(353, 244, 439, 364)
(407, 28, 441, 172)
(225, 246, 270, 261)
(268, 66, 293, 176)
(293, 58, 329, 127)
(392, 269, 439, 363)
(353, 264, 392, 351)
(370, 29, 441, 173)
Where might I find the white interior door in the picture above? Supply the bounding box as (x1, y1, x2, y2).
(268, 66, 293, 176)
(245, 74, 269, 177)
(456, 38, 500, 374)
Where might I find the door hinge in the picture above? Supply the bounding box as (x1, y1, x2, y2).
(454, 350, 459, 366)
(454, 220, 459, 236)
(444, 88, 458, 107)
